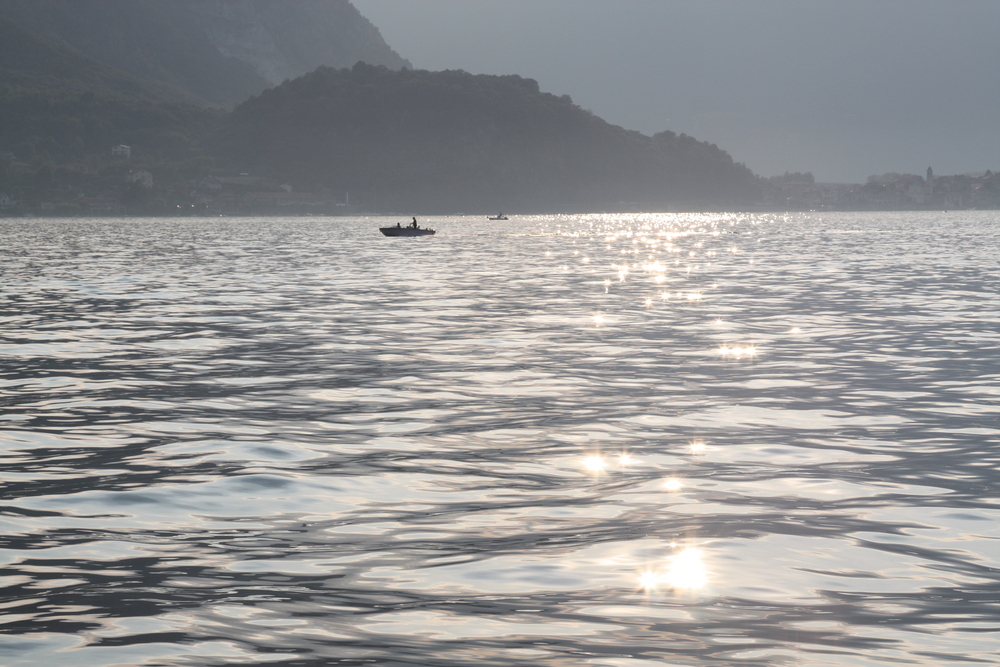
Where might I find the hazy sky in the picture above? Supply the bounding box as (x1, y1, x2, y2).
(352, 0, 999, 182)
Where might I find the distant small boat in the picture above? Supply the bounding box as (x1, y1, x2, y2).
(380, 225, 435, 236)
(487, 215, 508, 220)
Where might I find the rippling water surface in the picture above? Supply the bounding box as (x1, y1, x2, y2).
(2, 212, 999, 666)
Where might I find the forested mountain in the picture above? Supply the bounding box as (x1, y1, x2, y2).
(0, 0, 409, 106)
(216, 64, 760, 212)
(0, 18, 184, 103)
(0, 17, 219, 167)
(0, 2, 762, 214)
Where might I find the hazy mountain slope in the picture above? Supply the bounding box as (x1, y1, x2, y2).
(0, 17, 181, 101)
(216, 64, 760, 212)
(186, 0, 411, 86)
(0, 18, 219, 165)
(0, 0, 410, 106)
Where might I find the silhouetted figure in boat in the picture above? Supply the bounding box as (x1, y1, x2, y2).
(396, 222, 401, 228)
(411, 217, 418, 229)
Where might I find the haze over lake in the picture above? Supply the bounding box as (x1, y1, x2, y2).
(2, 212, 998, 666)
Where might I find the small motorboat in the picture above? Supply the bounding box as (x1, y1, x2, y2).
(487, 215, 508, 220)
(380, 225, 435, 236)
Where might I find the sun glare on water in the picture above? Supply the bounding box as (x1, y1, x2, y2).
(548, 216, 755, 597)
(638, 548, 709, 592)
(638, 571, 659, 591)
(662, 477, 683, 491)
(718, 344, 757, 358)
(664, 548, 708, 589)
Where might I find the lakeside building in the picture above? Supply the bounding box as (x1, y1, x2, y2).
(126, 170, 154, 188)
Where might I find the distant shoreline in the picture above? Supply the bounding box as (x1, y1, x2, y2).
(2, 206, 995, 220)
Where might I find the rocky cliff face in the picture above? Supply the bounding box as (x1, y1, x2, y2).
(188, 0, 410, 86)
(0, 0, 410, 105)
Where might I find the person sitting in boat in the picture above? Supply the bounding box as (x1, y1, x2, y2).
(396, 222, 401, 228)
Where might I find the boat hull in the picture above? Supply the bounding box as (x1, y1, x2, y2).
(380, 227, 435, 236)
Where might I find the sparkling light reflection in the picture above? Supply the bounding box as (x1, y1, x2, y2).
(551, 214, 761, 596)
(637, 547, 708, 591)
(718, 345, 757, 358)
(664, 548, 708, 589)
(638, 570, 659, 591)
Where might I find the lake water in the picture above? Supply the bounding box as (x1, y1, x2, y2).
(2, 212, 999, 666)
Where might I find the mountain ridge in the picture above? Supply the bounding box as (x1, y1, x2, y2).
(0, 0, 410, 106)
(215, 63, 760, 212)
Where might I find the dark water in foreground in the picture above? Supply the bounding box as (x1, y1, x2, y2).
(2, 212, 999, 666)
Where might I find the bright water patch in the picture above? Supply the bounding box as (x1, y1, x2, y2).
(1, 212, 999, 666)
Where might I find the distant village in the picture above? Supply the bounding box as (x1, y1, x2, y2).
(1, 145, 998, 216)
(764, 167, 1000, 211)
